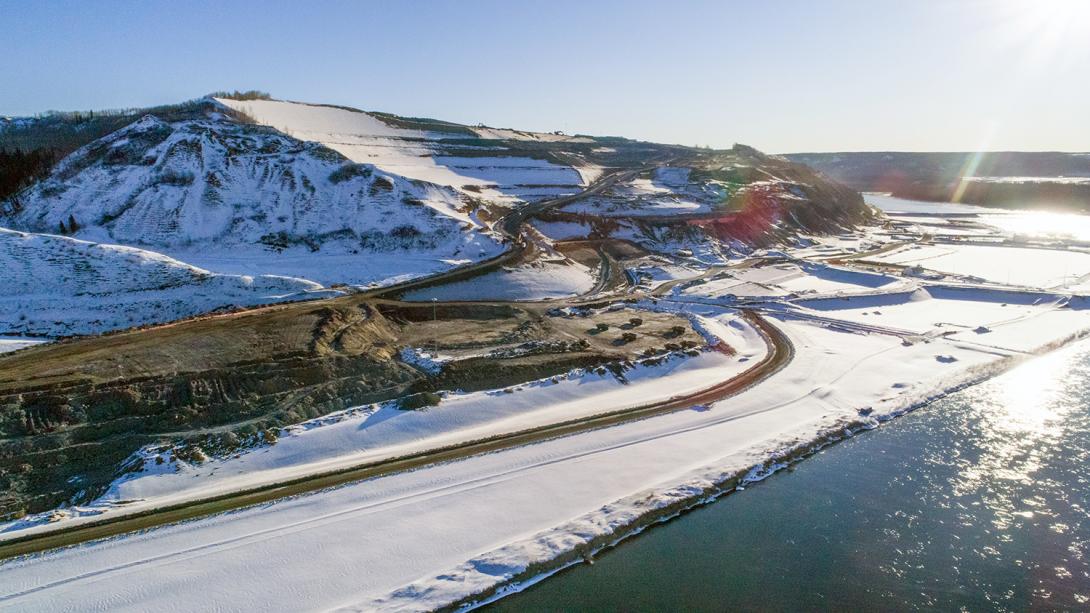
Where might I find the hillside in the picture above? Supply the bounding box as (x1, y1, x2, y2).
(215, 98, 597, 206)
(0, 227, 338, 336)
(3, 101, 503, 286)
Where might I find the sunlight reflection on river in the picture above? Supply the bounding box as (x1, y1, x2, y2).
(981, 210, 1090, 241)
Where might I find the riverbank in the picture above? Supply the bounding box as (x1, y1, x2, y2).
(488, 339, 1090, 610)
(417, 330, 1090, 611)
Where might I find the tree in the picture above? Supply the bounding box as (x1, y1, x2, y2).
(58, 220, 67, 234)
(67, 214, 79, 233)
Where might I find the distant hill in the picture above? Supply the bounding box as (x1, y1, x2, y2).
(785, 151, 1090, 212)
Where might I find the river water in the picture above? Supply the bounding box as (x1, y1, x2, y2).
(487, 341, 1090, 611)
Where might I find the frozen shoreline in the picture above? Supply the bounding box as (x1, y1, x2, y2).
(367, 326, 1090, 612)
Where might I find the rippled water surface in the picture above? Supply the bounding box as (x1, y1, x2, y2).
(488, 342, 1090, 611)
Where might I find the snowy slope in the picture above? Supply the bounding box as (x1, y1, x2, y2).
(215, 98, 590, 205)
(0, 101, 509, 332)
(0, 228, 338, 336)
(6, 109, 500, 257)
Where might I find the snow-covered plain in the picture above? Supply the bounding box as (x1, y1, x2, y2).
(675, 261, 900, 300)
(791, 285, 1082, 339)
(870, 243, 1090, 289)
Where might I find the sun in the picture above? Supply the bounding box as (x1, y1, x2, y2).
(979, 0, 1090, 73)
(997, 0, 1090, 46)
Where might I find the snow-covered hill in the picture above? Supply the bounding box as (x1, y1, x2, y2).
(215, 98, 596, 205)
(1, 95, 872, 336)
(0, 227, 338, 336)
(0, 98, 519, 335)
(5, 104, 501, 271)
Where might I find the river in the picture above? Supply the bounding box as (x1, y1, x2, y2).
(487, 340, 1090, 611)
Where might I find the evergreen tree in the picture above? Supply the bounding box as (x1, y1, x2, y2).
(67, 214, 79, 233)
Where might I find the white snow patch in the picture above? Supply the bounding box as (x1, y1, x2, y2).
(871, 243, 1090, 289)
(403, 261, 597, 301)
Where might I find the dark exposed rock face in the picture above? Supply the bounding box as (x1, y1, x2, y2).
(0, 351, 421, 518)
(640, 146, 874, 248)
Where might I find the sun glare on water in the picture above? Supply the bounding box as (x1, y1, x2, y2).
(981, 210, 1090, 241)
(997, 350, 1068, 433)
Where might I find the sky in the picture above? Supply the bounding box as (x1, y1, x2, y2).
(2, 0, 1089, 153)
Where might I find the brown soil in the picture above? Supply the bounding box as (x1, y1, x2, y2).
(0, 295, 700, 519)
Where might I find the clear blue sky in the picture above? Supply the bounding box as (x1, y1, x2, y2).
(3, 0, 1089, 152)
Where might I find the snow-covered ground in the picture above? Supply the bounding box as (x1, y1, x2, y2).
(869, 243, 1090, 289)
(6, 300, 1085, 611)
(0, 227, 342, 336)
(5, 215, 1090, 609)
(0, 336, 46, 354)
(791, 285, 1082, 339)
(402, 260, 597, 301)
(7, 161, 1090, 611)
(216, 98, 590, 204)
(674, 261, 900, 300)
